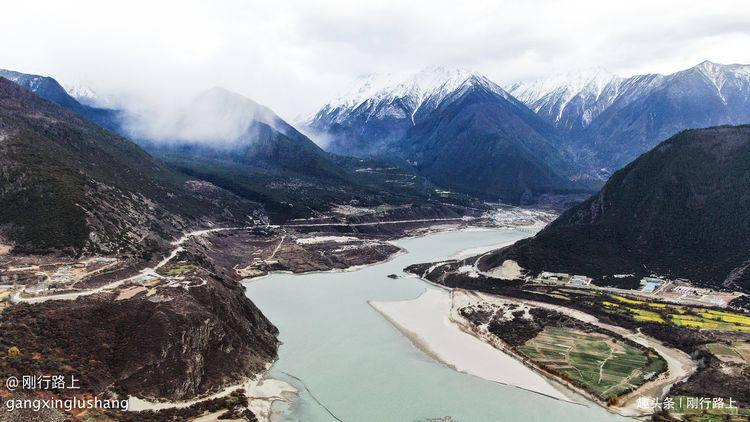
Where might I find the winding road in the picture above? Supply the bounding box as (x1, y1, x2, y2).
(11, 226, 248, 304)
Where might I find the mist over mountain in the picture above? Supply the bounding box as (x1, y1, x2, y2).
(9, 60, 750, 209)
(0, 70, 342, 176)
(122, 86, 366, 220)
(0, 76, 259, 254)
(0, 69, 475, 223)
(121, 86, 467, 221)
(126, 87, 288, 146)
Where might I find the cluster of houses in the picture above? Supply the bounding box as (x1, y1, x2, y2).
(534, 269, 742, 307)
(536, 272, 593, 286)
(639, 276, 665, 293)
(537, 271, 669, 292)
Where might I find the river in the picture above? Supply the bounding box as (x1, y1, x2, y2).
(243, 228, 630, 421)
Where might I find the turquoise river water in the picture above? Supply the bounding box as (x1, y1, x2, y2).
(243, 228, 629, 422)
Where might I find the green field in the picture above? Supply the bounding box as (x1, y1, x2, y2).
(158, 263, 197, 277)
(516, 326, 665, 400)
(668, 395, 750, 421)
(670, 314, 750, 331)
(603, 295, 750, 332)
(705, 342, 750, 364)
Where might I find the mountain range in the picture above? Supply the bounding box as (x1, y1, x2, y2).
(1, 69, 464, 222)
(507, 61, 750, 170)
(0, 69, 124, 133)
(306, 66, 584, 204)
(307, 61, 750, 202)
(0, 76, 259, 255)
(134, 86, 350, 182)
(7, 60, 750, 213)
(478, 125, 750, 291)
(132, 87, 368, 220)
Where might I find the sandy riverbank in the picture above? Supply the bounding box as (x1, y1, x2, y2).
(369, 289, 579, 403)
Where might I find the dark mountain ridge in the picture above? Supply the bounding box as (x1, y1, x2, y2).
(479, 125, 750, 291)
(0, 68, 124, 133)
(0, 77, 259, 255)
(395, 81, 579, 203)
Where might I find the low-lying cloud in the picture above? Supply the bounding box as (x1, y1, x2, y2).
(1, 0, 749, 121)
(123, 87, 285, 147)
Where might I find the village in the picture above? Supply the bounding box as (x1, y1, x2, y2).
(534, 271, 744, 309)
(0, 256, 124, 309)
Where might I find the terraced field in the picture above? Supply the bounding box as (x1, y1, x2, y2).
(516, 326, 665, 400)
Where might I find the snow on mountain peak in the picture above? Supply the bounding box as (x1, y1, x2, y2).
(504, 67, 622, 127)
(506, 60, 750, 131)
(689, 60, 750, 93)
(507, 66, 619, 106)
(314, 65, 506, 125)
(61, 80, 123, 109)
(62, 81, 98, 104)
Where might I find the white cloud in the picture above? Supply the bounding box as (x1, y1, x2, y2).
(1, 0, 749, 120)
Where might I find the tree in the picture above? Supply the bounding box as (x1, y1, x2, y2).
(7, 346, 20, 359)
(608, 394, 620, 406)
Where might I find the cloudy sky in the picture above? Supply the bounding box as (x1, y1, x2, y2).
(2, 0, 749, 120)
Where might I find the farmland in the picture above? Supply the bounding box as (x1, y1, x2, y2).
(706, 342, 750, 364)
(516, 326, 665, 400)
(667, 395, 750, 421)
(603, 295, 750, 332)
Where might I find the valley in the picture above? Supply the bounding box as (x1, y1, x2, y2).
(0, 199, 553, 421)
(1, 43, 749, 422)
(242, 228, 631, 422)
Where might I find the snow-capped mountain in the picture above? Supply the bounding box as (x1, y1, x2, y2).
(506, 67, 624, 131)
(508, 61, 750, 134)
(61, 81, 111, 108)
(306, 66, 582, 204)
(315, 66, 511, 126)
(0, 68, 123, 132)
(508, 61, 750, 170)
(305, 66, 520, 157)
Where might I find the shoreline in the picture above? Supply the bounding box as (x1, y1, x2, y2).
(127, 364, 298, 422)
(369, 281, 696, 419)
(470, 291, 698, 417)
(241, 248, 410, 284)
(235, 221, 553, 419)
(368, 289, 584, 405)
(241, 220, 548, 284)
